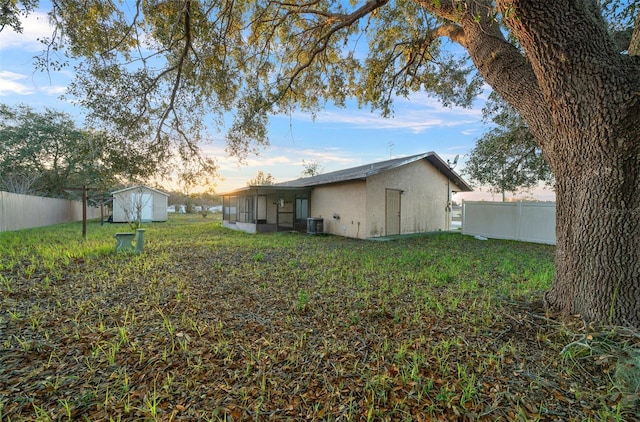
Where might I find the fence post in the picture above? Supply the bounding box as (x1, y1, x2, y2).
(516, 201, 522, 241)
(461, 199, 466, 234)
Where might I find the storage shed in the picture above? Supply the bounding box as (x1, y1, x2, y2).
(111, 185, 169, 223)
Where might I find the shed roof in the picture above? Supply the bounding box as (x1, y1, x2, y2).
(111, 185, 169, 197)
(275, 152, 472, 192)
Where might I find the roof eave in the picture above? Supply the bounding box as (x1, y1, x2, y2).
(111, 185, 169, 196)
(219, 185, 312, 196)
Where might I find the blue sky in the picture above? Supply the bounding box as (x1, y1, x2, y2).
(0, 8, 555, 202)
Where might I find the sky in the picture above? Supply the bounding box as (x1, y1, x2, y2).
(0, 7, 555, 202)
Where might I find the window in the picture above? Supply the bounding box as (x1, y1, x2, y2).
(296, 198, 309, 220)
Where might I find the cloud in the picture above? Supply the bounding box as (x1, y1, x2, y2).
(244, 155, 293, 167)
(0, 71, 36, 95)
(310, 108, 480, 134)
(40, 85, 67, 95)
(1, 12, 54, 51)
(0, 71, 66, 97)
(286, 94, 483, 134)
(212, 144, 365, 191)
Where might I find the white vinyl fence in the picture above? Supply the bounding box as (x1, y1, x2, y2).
(461, 201, 556, 245)
(0, 191, 102, 232)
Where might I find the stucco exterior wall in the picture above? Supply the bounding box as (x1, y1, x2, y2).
(310, 181, 367, 238)
(366, 160, 453, 237)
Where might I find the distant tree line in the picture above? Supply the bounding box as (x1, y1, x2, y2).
(0, 104, 218, 203)
(0, 104, 162, 199)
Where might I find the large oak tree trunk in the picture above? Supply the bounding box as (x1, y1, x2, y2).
(456, 1, 640, 326)
(546, 139, 640, 326)
(507, 2, 640, 327)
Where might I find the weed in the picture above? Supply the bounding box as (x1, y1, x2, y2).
(97, 341, 121, 365)
(435, 385, 455, 406)
(457, 363, 478, 407)
(156, 307, 176, 336)
(13, 335, 31, 351)
(0, 273, 11, 293)
(117, 326, 129, 344)
(614, 352, 640, 394)
(297, 289, 310, 311)
(58, 398, 72, 421)
(32, 403, 51, 421)
(141, 380, 160, 420)
(8, 309, 22, 320)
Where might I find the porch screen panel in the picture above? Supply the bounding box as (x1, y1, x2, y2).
(245, 197, 254, 223)
(279, 212, 294, 228)
(226, 196, 237, 222)
(257, 196, 267, 221)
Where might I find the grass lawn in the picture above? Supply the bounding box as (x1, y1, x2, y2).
(1, 214, 638, 420)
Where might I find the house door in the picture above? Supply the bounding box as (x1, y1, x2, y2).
(385, 189, 401, 236)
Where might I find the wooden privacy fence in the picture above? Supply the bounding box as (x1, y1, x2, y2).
(0, 191, 102, 232)
(461, 201, 556, 245)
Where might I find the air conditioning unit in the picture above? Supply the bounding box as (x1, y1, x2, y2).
(307, 217, 324, 235)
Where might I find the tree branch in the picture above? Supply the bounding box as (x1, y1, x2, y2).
(156, 0, 194, 144)
(431, 23, 466, 46)
(274, 0, 390, 98)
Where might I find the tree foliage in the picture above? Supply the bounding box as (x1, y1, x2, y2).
(0, 0, 37, 33)
(246, 170, 275, 186)
(28, 1, 640, 160)
(301, 160, 324, 177)
(464, 93, 553, 197)
(0, 103, 155, 197)
(38, 0, 482, 164)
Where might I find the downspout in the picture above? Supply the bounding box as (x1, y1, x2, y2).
(446, 178, 451, 231)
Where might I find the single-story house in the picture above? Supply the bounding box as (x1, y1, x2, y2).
(111, 185, 169, 223)
(220, 152, 472, 239)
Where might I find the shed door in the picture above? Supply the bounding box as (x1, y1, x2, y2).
(131, 193, 153, 221)
(385, 189, 401, 236)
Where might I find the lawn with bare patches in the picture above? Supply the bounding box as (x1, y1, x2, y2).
(1, 216, 638, 420)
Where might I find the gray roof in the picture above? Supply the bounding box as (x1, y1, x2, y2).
(274, 152, 472, 192)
